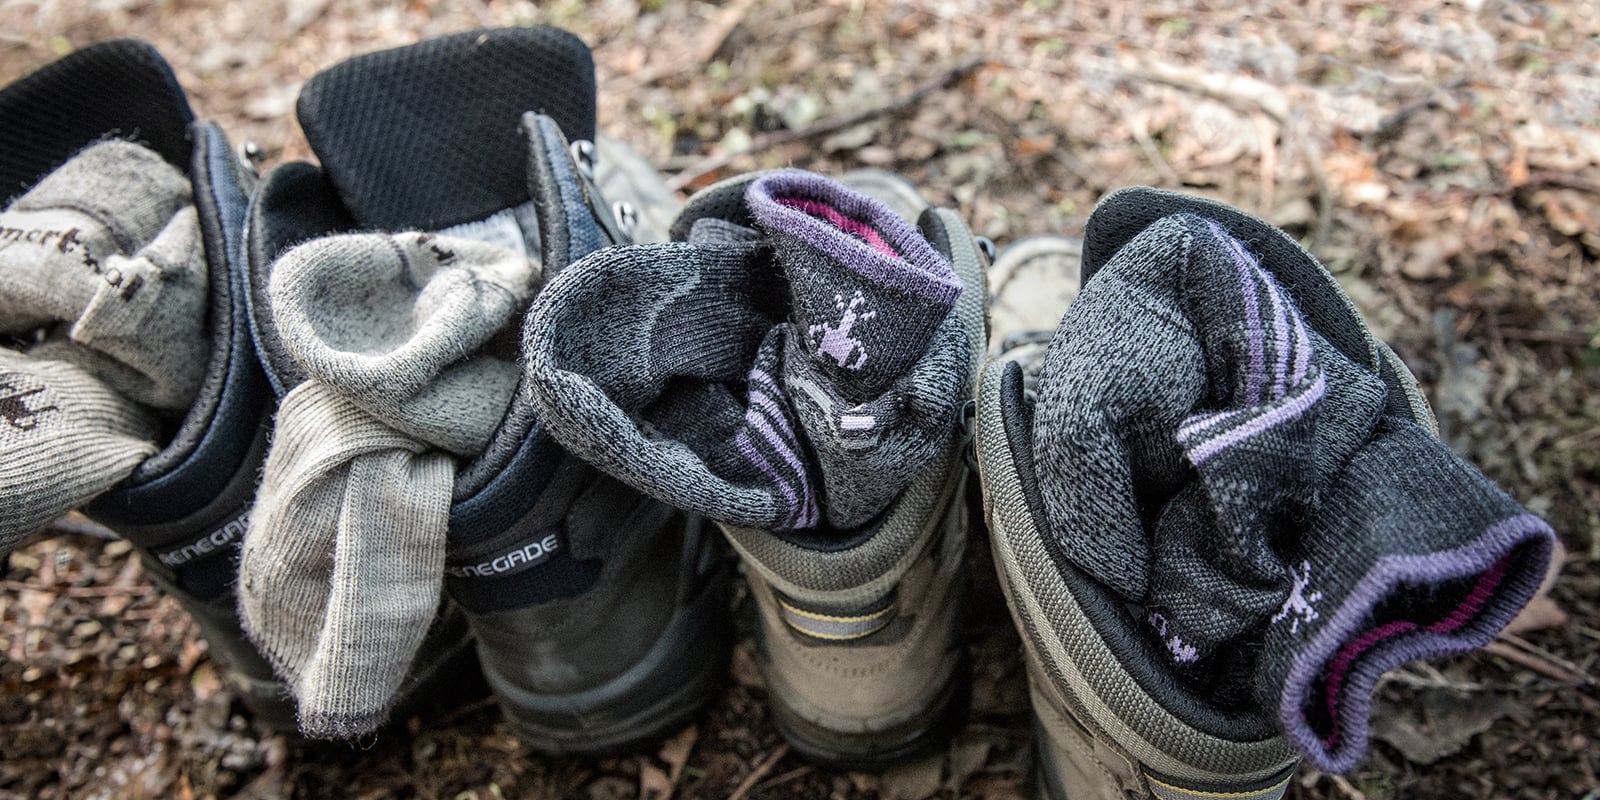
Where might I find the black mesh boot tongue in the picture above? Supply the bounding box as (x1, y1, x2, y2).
(295, 26, 597, 231)
(0, 39, 193, 199)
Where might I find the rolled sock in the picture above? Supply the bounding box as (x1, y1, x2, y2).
(0, 139, 206, 409)
(745, 171, 961, 398)
(243, 229, 536, 737)
(748, 172, 966, 527)
(0, 344, 159, 551)
(1031, 211, 1555, 771)
(524, 170, 967, 533)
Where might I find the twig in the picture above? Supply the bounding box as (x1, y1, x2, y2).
(1382, 663, 1490, 693)
(1128, 112, 1183, 188)
(1482, 640, 1596, 686)
(436, 696, 501, 726)
(1497, 327, 1596, 347)
(1521, 170, 1600, 196)
(0, 580, 154, 598)
(1498, 633, 1596, 681)
(1253, 111, 1278, 214)
(665, 59, 985, 192)
(727, 743, 789, 800)
(755, 765, 813, 793)
(1328, 773, 1369, 800)
(618, 0, 759, 89)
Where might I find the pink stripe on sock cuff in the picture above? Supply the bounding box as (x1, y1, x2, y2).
(1316, 554, 1513, 749)
(776, 197, 899, 258)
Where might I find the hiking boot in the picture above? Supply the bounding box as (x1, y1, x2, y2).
(241, 27, 730, 749)
(521, 168, 989, 767)
(0, 39, 295, 730)
(973, 192, 1555, 798)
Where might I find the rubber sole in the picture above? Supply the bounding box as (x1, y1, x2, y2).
(766, 650, 973, 771)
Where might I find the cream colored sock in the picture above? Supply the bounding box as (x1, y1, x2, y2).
(240, 229, 537, 738)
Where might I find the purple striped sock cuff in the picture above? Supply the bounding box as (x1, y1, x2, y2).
(746, 170, 961, 305)
(1279, 514, 1555, 772)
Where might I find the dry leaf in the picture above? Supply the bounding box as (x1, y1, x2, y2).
(1502, 595, 1568, 636)
(190, 662, 223, 702)
(1371, 688, 1520, 765)
(638, 759, 673, 800)
(18, 589, 53, 625)
(658, 725, 698, 785)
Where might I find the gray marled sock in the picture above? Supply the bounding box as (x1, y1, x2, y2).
(267, 231, 535, 455)
(1031, 197, 1555, 772)
(524, 169, 968, 532)
(0, 343, 159, 551)
(0, 140, 206, 552)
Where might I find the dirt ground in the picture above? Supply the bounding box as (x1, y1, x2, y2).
(1, 1, 1597, 798)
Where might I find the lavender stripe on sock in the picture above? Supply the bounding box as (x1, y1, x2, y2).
(1182, 372, 1326, 466)
(736, 428, 807, 529)
(1208, 220, 1267, 404)
(1261, 273, 1294, 396)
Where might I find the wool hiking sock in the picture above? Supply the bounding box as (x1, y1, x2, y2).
(0, 344, 159, 550)
(0, 139, 207, 409)
(0, 139, 208, 552)
(240, 227, 538, 738)
(1030, 198, 1555, 772)
(267, 231, 536, 455)
(524, 169, 969, 534)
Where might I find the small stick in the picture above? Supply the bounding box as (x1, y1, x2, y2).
(0, 580, 155, 598)
(1329, 773, 1369, 800)
(1496, 328, 1596, 346)
(755, 765, 813, 793)
(666, 59, 985, 192)
(1482, 641, 1596, 686)
(727, 743, 789, 800)
(1498, 632, 1596, 682)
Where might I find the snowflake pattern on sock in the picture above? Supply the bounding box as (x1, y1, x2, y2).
(1147, 611, 1200, 663)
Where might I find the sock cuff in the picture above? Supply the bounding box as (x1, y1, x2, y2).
(1274, 513, 1553, 771)
(746, 170, 960, 305)
(7, 139, 192, 252)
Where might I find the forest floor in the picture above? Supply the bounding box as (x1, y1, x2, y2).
(0, 1, 1597, 798)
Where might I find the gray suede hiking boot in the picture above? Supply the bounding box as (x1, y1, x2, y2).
(977, 234, 1298, 799)
(240, 27, 730, 747)
(742, 170, 985, 767)
(520, 168, 989, 768)
(975, 193, 1554, 799)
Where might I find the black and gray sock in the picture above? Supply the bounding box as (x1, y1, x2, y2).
(1031, 190, 1555, 771)
(523, 169, 970, 533)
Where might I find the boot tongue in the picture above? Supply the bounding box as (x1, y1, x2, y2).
(0, 39, 194, 200)
(295, 26, 597, 232)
